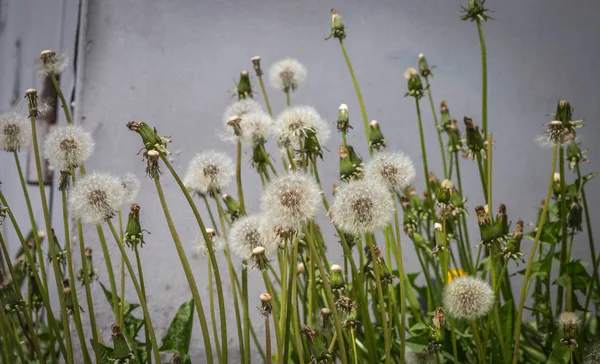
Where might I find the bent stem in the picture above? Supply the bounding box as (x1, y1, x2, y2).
(153, 176, 214, 363)
(415, 99, 433, 214)
(425, 79, 448, 178)
(50, 74, 72, 124)
(106, 220, 161, 364)
(512, 144, 558, 364)
(207, 258, 222, 360)
(134, 246, 152, 364)
(236, 141, 247, 216)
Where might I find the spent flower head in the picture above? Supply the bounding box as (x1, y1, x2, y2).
(37, 50, 69, 77)
(44, 124, 94, 170)
(0, 112, 31, 152)
(275, 106, 330, 150)
(222, 99, 263, 143)
(330, 178, 394, 235)
(325, 9, 346, 40)
(183, 151, 235, 195)
(365, 151, 416, 193)
(558, 311, 580, 347)
(229, 215, 275, 261)
(121, 173, 140, 204)
(443, 276, 494, 320)
(261, 172, 321, 229)
(268, 58, 307, 93)
(196, 228, 226, 255)
(69, 172, 126, 223)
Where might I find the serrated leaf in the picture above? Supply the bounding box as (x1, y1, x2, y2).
(525, 222, 562, 245)
(91, 340, 114, 364)
(159, 299, 194, 355)
(500, 300, 514, 357)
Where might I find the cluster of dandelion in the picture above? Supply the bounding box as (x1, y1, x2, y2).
(0, 2, 599, 364)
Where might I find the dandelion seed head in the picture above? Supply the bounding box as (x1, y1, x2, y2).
(37, 50, 69, 77)
(196, 228, 226, 255)
(240, 111, 273, 147)
(275, 106, 330, 149)
(120, 173, 140, 204)
(261, 172, 321, 229)
(222, 99, 263, 143)
(404, 67, 418, 80)
(43, 124, 94, 169)
(69, 172, 125, 223)
(365, 151, 416, 192)
(268, 58, 307, 92)
(229, 215, 275, 260)
(183, 151, 234, 194)
(443, 276, 494, 320)
(330, 178, 393, 235)
(405, 346, 434, 364)
(558, 311, 581, 329)
(0, 112, 31, 152)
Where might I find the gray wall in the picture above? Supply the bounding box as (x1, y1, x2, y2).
(2, 0, 600, 362)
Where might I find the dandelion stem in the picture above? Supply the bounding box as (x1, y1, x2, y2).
(29, 110, 73, 363)
(281, 238, 300, 364)
(425, 79, 448, 178)
(236, 141, 247, 216)
(262, 270, 282, 358)
(556, 143, 568, 315)
(291, 252, 304, 364)
(106, 220, 161, 364)
(470, 320, 485, 363)
(580, 162, 599, 314)
(118, 211, 126, 328)
(61, 188, 91, 363)
(265, 315, 272, 364)
(476, 152, 488, 204)
(476, 20, 488, 138)
(96, 224, 119, 321)
(415, 99, 433, 217)
(392, 200, 406, 360)
(351, 328, 358, 364)
(338, 39, 372, 156)
(512, 143, 558, 364)
(50, 75, 72, 124)
(454, 151, 474, 271)
(242, 264, 251, 364)
(207, 258, 222, 361)
(153, 177, 214, 363)
(134, 246, 152, 364)
(285, 90, 291, 107)
(160, 156, 226, 364)
(365, 233, 390, 364)
(258, 74, 273, 116)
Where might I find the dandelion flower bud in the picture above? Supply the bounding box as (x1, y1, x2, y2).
(418, 53, 434, 78)
(230, 215, 274, 261)
(0, 112, 31, 152)
(251, 56, 263, 76)
(261, 172, 321, 229)
(196, 228, 226, 255)
(330, 178, 394, 235)
(405, 67, 424, 98)
(329, 264, 345, 290)
(327, 9, 346, 40)
(183, 151, 234, 195)
(365, 151, 415, 193)
(120, 173, 140, 204)
(124, 204, 145, 249)
(320, 307, 333, 330)
(558, 311, 580, 347)
(275, 106, 330, 150)
(268, 58, 307, 93)
(236, 70, 253, 100)
(369, 120, 386, 150)
(443, 276, 494, 321)
(336, 104, 351, 133)
(43, 124, 94, 170)
(69, 172, 126, 223)
(110, 324, 134, 360)
(37, 50, 69, 77)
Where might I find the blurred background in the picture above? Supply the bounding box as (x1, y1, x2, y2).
(1, 0, 599, 361)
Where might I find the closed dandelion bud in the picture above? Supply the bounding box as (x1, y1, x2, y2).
(339, 144, 364, 181)
(301, 325, 330, 361)
(111, 324, 135, 361)
(59, 169, 71, 191)
(447, 118, 463, 152)
(251, 56, 263, 76)
(495, 204, 509, 235)
(433, 306, 446, 330)
(326, 9, 346, 40)
(0, 202, 7, 226)
(44, 124, 94, 170)
(0, 269, 24, 313)
(269, 58, 307, 93)
(250, 247, 270, 271)
(443, 276, 494, 320)
(337, 104, 351, 133)
(38, 50, 68, 77)
(440, 101, 452, 130)
(568, 195, 583, 231)
(437, 179, 453, 204)
(503, 219, 524, 262)
(464, 117, 484, 156)
(78, 247, 98, 284)
(124, 204, 145, 249)
(558, 311, 580, 347)
(0, 112, 31, 152)
(566, 141, 586, 170)
(369, 120, 386, 150)
(302, 126, 324, 159)
(171, 353, 182, 364)
(553, 172, 562, 196)
(236, 70, 253, 100)
(329, 264, 345, 290)
(62, 279, 74, 312)
(555, 100, 573, 124)
(475, 205, 495, 243)
(222, 194, 241, 221)
(404, 67, 425, 98)
(126, 121, 171, 156)
(25, 88, 47, 118)
(418, 53, 434, 78)
(320, 308, 333, 330)
(258, 293, 272, 316)
(449, 188, 465, 209)
(336, 295, 358, 314)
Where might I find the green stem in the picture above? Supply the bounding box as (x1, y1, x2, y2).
(365, 233, 390, 364)
(476, 20, 488, 137)
(351, 329, 358, 364)
(106, 220, 161, 364)
(258, 74, 273, 116)
(470, 320, 485, 363)
(242, 264, 251, 364)
(285, 90, 291, 107)
(338, 39, 372, 156)
(207, 258, 222, 361)
(265, 316, 272, 364)
(415, 99, 433, 214)
(476, 152, 488, 204)
(201, 195, 219, 232)
(29, 111, 73, 363)
(153, 177, 214, 363)
(96, 224, 119, 320)
(262, 270, 282, 358)
(512, 144, 558, 364)
(118, 211, 126, 328)
(236, 141, 247, 216)
(580, 164, 599, 314)
(134, 246, 152, 364)
(425, 78, 447, 178)
(291, 249, 304, 364)
(392, 201, 406, 360)
(61, 189, 91, 363)
(556, 143, 568, 315)
(50, 74, 72, 124)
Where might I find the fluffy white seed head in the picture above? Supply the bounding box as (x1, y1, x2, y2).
(275, 106, 330, 149)
(330, 178, 394, 235)
(558, 311, 580, 328)
(222, 99, 263, 143)
(443, 276, 494, 320)
(37, 50, 69, 77)
(261, 172, 321, 229)
(183, 151, 235, 194)
(405, 346, 434, 364)
(196, 228, 226, 255)
(43, 124, 94, 170)
(0, 112, 31, 152)
(120, 173, 140, 204)
(365, 151, 416, 193)
(229, 215, 275, 260)
(69, 172, 126, 223)
(268, 58, 307, 92)
(239, 111, 273, 147)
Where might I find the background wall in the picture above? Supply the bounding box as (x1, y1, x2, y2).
(1, 0, 600, 362)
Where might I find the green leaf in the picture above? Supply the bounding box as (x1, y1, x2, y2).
(525, 221, 562, 245)
(159, 299, 195, 355)
(500, 300, 514, 357)
(100, 282, 140, 317)
(91, 340, 114, 364)
(515, 254, 553, 279)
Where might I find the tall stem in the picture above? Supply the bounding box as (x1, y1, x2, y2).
(415, 99, 433, 212)
(556, 143, 568, 314)
(392, 202, 406, 361)
(265, 316, 272, 364)
(118, 211, 126, 328)
(236, 141, 247, 216)
(285, 90, 291, 107)
(425, 79, 447, 177)
(338, 39, 372, 156)
(257, 74, 273, 116)
(134, 246, 152, 364)
(50, 75, 72, 124)
(454, 152, 473, 267)
(579, 164, 599, 314)
(476, 20, 488, 137)
(28, 111, 73, 363)
(512, 144, 558, 364)
(106, 220, 161, 364)
(207, 258, 222, 361)
(96, 224, 119, 320)
(153, 177, 214, 363)
(365, 233, 390, 364)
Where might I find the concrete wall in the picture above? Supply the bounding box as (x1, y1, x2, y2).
(2, 0, 600, 362)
